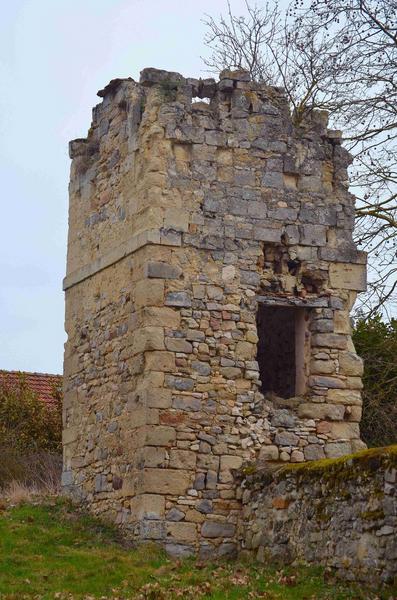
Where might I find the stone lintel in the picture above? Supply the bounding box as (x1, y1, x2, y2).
(256, 295, 329, 308)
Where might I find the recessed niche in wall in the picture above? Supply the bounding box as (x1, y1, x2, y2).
(256, 305, 308, 399)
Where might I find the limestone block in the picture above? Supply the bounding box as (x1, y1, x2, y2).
(185, 509, 205, 523)
(324, 441, 352, 458)
(94, 474, 108, 493)
(164, 208, 189, 232)
(172, 395, 201, 411)
(253, 227, 281, 243)
(298, 403, 345, 421)
(328, 422, 360, 440)
(131, 327, 165, 355)
(339, 352, 364, 376)
(192, 284, 205, 299)
(262, 172, 283, 188)
(258, 446, 279, 461)
(346, 376, 364, 389)
(235, 341, 256, 360)
(329, 263, 367, 291)
(304, 444, 326, 460)
(201, 521, 236, 538)
(139, 520, 166, 540)
(222, 265, 236, 282)
(141, 306, 180, 328)
(192, 360, 211, 376)
(220, 367, 242, 379)
(165, 376, 194, 391)
(291, 450, 305, 462)
(143, 446, 167, 468)
(145, 351, 175, 371)
(327, 389, 362, 405)
(165, 291, 191, 307)
(299, 176, 322, 193)
(167, 507, 185, 521)
(169, 449, 197, 470)
(310, 360, 335, 375)
(300, 224, 327, 246)
(309, 376, 345, 389)
(346, 405, 362, 422)
(144, 468, 191, 495)
(334, 310, 351, 334)
(165, 338, 193, 353)
(132, 207, 164, 236)
(134, 280, 164, 308)
(145, 425, 176, 446)
(166, 521, 197, 542)
(63, 426, 79, 445)
(312, 333, 347, 350)
(220, 455, 243, 483)
(351, 439, 367, 452)
(145, 261, 183, 279)
(274, 431, 299, 446)
(145, 388, 172, 409)
(130, 494, 165, 520)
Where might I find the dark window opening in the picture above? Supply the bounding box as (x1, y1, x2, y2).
(256, 305, 306, 399)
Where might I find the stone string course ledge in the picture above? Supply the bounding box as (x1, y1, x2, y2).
(239, 446, 397, 584)
(63, 66, 367, 558)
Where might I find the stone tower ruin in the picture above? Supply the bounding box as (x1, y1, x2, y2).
(63, 67, 367, 557)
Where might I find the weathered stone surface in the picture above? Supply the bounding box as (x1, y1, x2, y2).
(130, 494, 165, 520)
(339, 352, 364, 376)
(240, 450, 397, 585)
(169, 449, 196, 470)
(167, 521, 197, 542)
(274, 431, 300, 446)
(145, 261, 183, 279)
(191, 360, 211, 376)
(146, 426, 176, 446)
(64, 66, 366, 558)
(304, 444, 325, 461)
(165, 292, 191, 307)
(324, 441, 352, 457)
(220, 455, 243, 483)
(298, 403, 345, 421)
(131, 327, 165, 354)
(258, 446, 279, 462)
(328, 422, 360, 440)
(166, 507, 185, 521)
(165, 338, 193, 353)
(144, 469, 190, 495)
(329, 263, 367, 291)
(312, 333, 347, 350)
(134, 280, 164, 308)
(201, 521, 236, 538)
(172, 395, 201, 411)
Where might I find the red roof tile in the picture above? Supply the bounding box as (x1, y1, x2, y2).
(0, 370, 62, 405)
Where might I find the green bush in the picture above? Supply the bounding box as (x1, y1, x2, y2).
(0, 374, 62, 488)
(0, 373, 62, 454)
(353, 315, 397, 447)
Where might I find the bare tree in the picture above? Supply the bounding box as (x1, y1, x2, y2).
(203, 0, 397, 316)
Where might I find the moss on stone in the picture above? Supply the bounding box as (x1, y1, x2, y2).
(247, 445, 397, 488)
(242, 463, 257, 476)
(360, 509, 385, 521)
(278, 445, 397, 480)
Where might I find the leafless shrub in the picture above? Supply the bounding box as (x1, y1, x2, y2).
(0, 447, 62, 497)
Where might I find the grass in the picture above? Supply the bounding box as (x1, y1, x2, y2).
(0, 499, 395, 599)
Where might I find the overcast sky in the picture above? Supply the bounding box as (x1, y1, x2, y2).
(1, 0, 272, 374)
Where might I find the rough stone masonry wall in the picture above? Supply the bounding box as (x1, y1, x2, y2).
(239, 448, 397, 584)
(63, 67, 366, 557)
